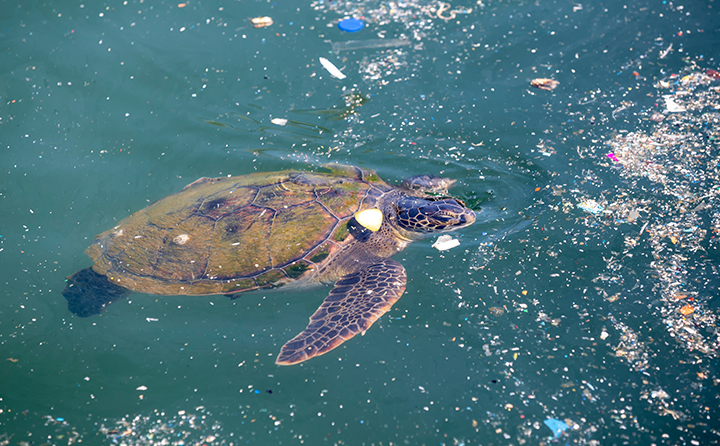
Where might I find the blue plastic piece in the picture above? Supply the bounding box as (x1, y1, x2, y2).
(338, 18, 364, 32)
(544, 418, 569, 438)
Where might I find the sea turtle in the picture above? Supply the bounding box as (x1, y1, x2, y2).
(62, 164, 476, 365)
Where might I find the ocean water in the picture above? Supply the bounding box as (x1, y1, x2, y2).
(1, 0, 719, 444)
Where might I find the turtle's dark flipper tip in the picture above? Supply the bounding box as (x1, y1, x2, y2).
(62, 267, 131, 317)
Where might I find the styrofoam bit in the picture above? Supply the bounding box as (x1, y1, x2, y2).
(432, 235, 460, 251)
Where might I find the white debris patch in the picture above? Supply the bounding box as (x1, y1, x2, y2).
(662, 95, 687, 112)
(432, 235, 460, 251)
(319, 57, 346, 79)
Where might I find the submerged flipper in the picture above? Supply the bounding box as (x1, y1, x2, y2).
(276, 259, 407, 365)
(62, 267, 131, 317)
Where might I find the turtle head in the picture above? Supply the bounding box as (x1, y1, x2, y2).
(393, 196, 476, 235)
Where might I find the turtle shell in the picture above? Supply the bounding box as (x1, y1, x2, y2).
(86, 167, 389, 295)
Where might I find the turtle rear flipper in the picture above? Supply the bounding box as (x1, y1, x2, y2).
(276, 259, 407, 365)
(62, 268, 131, 317)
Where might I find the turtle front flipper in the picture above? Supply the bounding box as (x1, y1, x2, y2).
(276, 259, 407, 365)
(62, 268, 131, 317)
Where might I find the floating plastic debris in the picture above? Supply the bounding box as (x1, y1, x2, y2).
(432, 234, 460, 251)
(649, 112, 665, 122)
(627, 209, 640, 222)
(338, 18, 364, 32)
(659, 43, 673, 59)
(578, 199, 604, 214)
(270, 118, 288, 126)
(319, 57, 346, 79)
(488, 307, 505, 316)
(662, 95, 686, 112)
(705, 68, 720, 79)
(250, 16, 273, 28)
(426, 1, 473, 21)
(679, 305, 695, 316)
(544, 418, 569, 438)
(331, 38, 411, 54)
(530, 78, 559, 91)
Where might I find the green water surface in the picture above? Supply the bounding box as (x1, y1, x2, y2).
(1, 0, 719, 444)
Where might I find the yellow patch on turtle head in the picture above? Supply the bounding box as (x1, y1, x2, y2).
(354, 208, 383, 232)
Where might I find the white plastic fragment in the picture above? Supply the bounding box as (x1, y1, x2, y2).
(319, 57, 346, 79)
(250, 16, 273, 28)
(136, 385, 147, 391)
(432, 234, 461, 251)
(146, 317, 159, 322)
(662, 95, 686, 112)
(270, 118, 288, 126)
(578, 199, 604, 214)
(659, 43, 673, 59)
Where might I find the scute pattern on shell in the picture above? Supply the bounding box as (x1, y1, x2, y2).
(86, 169, 389, 295)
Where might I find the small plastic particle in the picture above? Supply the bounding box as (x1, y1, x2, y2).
(679, 305, 695, 316)
(488, 307, 505, 316)
(250, 17, 273, 28)
(530, 78, 559, 91)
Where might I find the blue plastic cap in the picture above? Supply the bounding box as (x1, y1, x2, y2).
(338, 18, 364, 32)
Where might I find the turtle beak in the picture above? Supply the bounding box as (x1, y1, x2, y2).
(438, 199, 476, 228)
(418, 199, 476, 232)
(458, 209, 476, 227)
